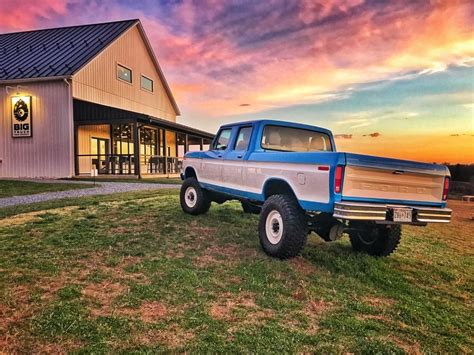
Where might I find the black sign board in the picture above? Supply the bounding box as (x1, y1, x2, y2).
(12, 96, 32, 138)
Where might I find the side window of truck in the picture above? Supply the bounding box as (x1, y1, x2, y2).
(233, 126, 253, 151)
(213, 128, 232, 150)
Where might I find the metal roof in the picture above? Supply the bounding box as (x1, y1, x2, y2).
(0, 19, 137, 81)
(0, 19, 180, 115)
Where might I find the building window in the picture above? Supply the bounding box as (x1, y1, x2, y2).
(140, 127, 157, 157)
(112, 124, 134, 155)
(141, 75, 153, 92)
(117, 64, 132, 83)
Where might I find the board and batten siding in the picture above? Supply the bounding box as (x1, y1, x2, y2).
(0, 81, 74, 178)
(72, 25, 177, 122)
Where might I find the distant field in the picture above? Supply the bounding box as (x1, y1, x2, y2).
(0, 180, 92, 198)
(0, 192, 472, 353)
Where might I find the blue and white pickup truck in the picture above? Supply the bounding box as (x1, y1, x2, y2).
(180, 120, 452, 259)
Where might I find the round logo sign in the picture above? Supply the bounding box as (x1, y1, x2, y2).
(14, 99, 29, 122)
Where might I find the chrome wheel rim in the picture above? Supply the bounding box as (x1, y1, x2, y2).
(266, 210, 283, 245)
(185, 186, 197, 208)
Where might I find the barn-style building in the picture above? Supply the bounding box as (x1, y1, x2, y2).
(0, 19, 213, 178)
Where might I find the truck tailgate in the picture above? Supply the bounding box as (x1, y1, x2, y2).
(342, 153, 448, 205)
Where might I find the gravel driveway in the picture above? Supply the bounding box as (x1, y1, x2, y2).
(0, 180, 180, 208)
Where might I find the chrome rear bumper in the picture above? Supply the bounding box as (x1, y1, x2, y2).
(333, 201, 451, 223)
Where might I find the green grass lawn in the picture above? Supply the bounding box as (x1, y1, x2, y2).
(0, 191, 472, 353)
(0, 180, 93, 198)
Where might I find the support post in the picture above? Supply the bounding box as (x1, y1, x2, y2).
(163, 129, 168, 175)
(133, 122, 141, 179)
(74, 123, 79, 176)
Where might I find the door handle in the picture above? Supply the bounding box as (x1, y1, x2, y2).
(237, 155, 243, 159)
(218, 155, 223, 158)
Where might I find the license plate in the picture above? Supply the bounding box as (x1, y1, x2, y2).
(393, 208, 412, 222)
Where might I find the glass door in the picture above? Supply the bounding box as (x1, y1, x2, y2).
(91, 137, 109, 174)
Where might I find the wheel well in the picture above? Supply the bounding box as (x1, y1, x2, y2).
(184, 167, 197, 179)
(263, 179, 297, 200)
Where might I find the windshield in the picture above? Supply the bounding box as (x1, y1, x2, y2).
(261, 125, 332, 152)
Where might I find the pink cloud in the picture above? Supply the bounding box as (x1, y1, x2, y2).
(0, 0, 68, 31)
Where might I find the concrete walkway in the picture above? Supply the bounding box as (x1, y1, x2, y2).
(0, 180, 180, 208)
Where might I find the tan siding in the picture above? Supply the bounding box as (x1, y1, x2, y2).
(77, 125, 110, 174)
(72, 25, 177, 121)
(0, 81, 73, 178)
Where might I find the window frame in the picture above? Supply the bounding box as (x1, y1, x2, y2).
(233, 126, 253, 151)
(117, 63, 132, 84)
(260, 125, 333, 153)
(140, 74, 154, 93)
(212, 128, 233, 151)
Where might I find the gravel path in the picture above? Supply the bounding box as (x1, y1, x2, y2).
(0, 180, 180, 208)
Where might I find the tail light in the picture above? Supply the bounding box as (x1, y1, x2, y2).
(442, 177, 450, 201)
(334, 166, 344, 193)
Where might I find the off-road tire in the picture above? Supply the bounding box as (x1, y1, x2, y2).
(258, 194, 307, 259)
(241, 201, 261, 214)
(349, 224, 401, 257)
(180, 178, 211, 215)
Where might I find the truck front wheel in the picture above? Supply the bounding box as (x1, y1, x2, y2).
(349, 223, 401, 257)
(258, 194, 307, 259)
(180, 178, 211, 215)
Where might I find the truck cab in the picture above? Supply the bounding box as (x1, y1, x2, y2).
(180, 120, 451, 259)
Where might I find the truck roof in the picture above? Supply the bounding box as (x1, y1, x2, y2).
(219, 119, 333, 136)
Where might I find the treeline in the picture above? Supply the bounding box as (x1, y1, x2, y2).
(447, 164, 474, 182)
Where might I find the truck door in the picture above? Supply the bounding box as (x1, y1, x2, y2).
(201, 128, 232, 185)
(222, 126, 253, 190)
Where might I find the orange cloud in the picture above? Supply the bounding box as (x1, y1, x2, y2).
(363, 132, 381, 138)
(334, 134, 353, 139)
(336, 134, 474, 164)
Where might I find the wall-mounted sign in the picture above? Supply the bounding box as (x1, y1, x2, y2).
(12, 96, 32, 138)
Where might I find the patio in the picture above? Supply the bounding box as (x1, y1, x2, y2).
(74, 100, 213, 178)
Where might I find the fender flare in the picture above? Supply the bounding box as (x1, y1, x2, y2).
(261, 178, 304, 209)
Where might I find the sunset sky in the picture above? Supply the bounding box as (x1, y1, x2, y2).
(1, 0, 473, 163)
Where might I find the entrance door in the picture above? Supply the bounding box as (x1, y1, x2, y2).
(91, 137, 109, 174)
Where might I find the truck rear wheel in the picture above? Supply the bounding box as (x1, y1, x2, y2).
(349, 224, 401, 257)
(258, 194, 307, 259)
(180, 178, 211, 215)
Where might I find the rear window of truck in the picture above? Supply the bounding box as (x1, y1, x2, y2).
(261, 125, 332, 152)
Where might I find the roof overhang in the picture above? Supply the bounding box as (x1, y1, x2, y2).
(139, 116, 214, 139)
(73, 99, 213, 139)
(0, 76, 71, 85)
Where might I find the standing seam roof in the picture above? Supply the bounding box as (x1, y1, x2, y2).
(0, 19, 137, 80)
(0, 19, 180, 114)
